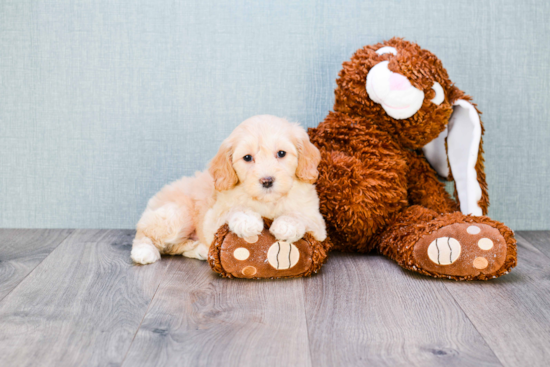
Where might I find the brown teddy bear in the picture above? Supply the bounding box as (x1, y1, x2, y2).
(209, 38, 517, 280)
(307, 37, 516, 280)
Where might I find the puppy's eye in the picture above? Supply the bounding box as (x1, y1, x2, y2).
(243, 155, 253, 162)
(277, 151, 286, 158)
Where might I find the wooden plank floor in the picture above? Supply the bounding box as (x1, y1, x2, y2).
(0, 230, 548, 367)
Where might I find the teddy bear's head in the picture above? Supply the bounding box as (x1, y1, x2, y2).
(334, 37, 470, 149)
(334, 38, 488, 216)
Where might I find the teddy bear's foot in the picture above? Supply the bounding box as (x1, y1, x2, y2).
(413, 222, 511, 280)
(208, 219, 330, 279)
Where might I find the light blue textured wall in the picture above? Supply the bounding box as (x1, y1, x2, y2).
(1, 0, 549, 229)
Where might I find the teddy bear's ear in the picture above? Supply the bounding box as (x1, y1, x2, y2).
(422, 99, 488, 216)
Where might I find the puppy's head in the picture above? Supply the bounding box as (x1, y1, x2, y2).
(209, 115, 320, 202)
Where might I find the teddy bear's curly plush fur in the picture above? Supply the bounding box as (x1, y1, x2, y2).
(308, 38, 517, 280)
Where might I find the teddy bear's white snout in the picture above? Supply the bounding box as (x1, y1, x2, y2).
(366, 61, 425, 120)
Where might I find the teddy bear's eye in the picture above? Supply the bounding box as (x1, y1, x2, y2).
(376, 46, 397, 56)
(431, 82, 445, 105)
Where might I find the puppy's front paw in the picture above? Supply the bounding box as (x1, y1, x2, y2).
(228, 211, 264, 239)
(270, 216, 306, 243)
(131, 238, 161, 265)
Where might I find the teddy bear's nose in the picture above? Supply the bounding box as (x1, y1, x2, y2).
(389, 73, 411, 91)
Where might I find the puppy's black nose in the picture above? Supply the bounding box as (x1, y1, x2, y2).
(260, 177, 274, 188)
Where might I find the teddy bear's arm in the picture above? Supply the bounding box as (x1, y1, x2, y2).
(406, 150, 458, 214)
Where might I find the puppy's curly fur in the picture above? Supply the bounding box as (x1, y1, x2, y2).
(131, 115, 326, 265)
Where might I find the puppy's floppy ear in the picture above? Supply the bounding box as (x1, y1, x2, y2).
(208, 141, 239, 191)
(293, 125, 321, 183)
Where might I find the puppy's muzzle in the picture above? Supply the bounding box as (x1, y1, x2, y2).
(260, 177, 274, 188)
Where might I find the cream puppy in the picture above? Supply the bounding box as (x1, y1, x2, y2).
(131, 115, 327, 265)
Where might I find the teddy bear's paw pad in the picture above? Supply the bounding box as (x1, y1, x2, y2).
(413, 223, 507, 277)
(267, 241, 300, 269)
(218, 228, 313, 279)
(426, 237, 461, 265)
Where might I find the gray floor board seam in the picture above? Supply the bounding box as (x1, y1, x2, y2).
(120, 282, 162, 367)
(0, 229, 74, 304)
(440, 281, 505, 367)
